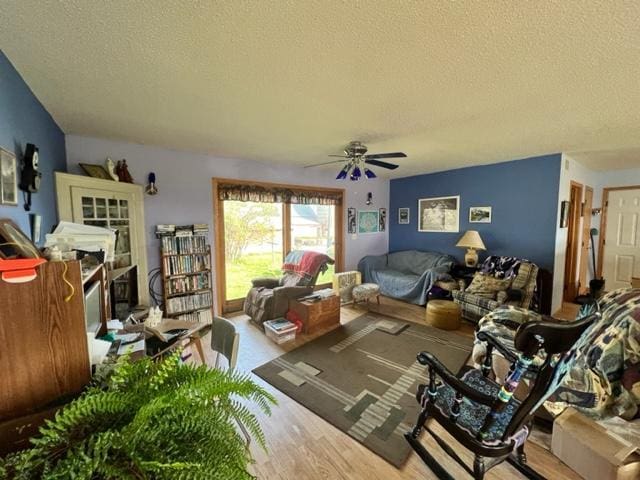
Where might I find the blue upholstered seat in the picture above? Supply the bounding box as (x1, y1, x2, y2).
(418, 368, 521, 442)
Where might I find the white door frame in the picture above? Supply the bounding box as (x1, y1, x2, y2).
(55, 172, 149, 305)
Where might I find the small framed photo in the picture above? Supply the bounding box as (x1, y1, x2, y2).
(379, 208, 387, 232)
(398, 207, 410, 224)
(0, 147, 18, 206)
(469, 206, 492, 223)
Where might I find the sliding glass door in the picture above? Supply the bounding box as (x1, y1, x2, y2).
(223, 200, 283, 301)
(213, 179, 344, 313)
(290, 204, 335, 284)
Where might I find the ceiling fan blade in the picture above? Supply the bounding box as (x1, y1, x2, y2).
(364, 152, 407, 160)
(304, 159, 346, 168)
(364, 159, 399, 170)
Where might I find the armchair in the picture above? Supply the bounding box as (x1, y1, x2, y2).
(405, 311, 601, 480)
(243, 250, 333, 328)
(452, 256, 539, 323)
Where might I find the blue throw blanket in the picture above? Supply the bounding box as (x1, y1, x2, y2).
(358, 250, 455, 305)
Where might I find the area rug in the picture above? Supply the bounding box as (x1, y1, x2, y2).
(252, 313, 473, 467)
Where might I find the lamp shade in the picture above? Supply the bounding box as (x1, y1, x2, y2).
(456, 230, 486, 250)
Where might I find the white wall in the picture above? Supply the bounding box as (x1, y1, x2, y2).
(65, 135, 389, 303)
(552, 156, 640, 312)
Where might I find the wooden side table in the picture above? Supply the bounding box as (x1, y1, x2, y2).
(288, 295, 341, 334)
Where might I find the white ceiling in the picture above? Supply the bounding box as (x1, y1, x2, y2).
(1, 1, 639, 177)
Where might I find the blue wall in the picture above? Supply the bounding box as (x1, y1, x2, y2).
(0, 51, 66, 241)
(389, 154, 562, 271)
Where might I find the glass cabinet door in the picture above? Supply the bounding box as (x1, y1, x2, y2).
(74, 191, 134, 269)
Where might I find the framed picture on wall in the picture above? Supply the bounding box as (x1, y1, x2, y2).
(0, 147, 18, 206)
(469, 206, 492, 223)
(347, 207, 357, 234)
(418, 195, 460, 232)
(378, 208, 386, 232)
(358, 210, 379, 234)
(398, 207, 410, 224)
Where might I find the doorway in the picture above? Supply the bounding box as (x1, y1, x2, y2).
(563, 181, 583, 302)
(599, 186, 640, 291)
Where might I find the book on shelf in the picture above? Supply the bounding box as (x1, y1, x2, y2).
(162, 254, 210, 275)
(166, 291, 212, 315)
(161, 236, 207, 255)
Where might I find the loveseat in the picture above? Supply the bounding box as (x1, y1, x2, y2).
(357, 250, 455, 305)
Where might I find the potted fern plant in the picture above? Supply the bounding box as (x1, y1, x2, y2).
(0, 352, 276, 479)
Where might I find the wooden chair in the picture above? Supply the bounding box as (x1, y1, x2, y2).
(405, 311, 601, 480)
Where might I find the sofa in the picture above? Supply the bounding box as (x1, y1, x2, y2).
(357, 250, 455, 305)
(452, 255, 539, 323)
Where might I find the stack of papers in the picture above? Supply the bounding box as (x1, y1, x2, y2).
(45, 221, 116, 262)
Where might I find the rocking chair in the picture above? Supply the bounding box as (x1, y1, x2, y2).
(405, 311, 601, 480)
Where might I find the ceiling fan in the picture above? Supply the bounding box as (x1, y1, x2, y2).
(305, 141, 407, 180)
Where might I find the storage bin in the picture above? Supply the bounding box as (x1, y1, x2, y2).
(264, 319, 297, 344)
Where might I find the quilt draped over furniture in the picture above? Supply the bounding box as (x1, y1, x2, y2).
(244, 250, 333, 328)
(357, 250, 455, 305)
(472, 288, 640, 420)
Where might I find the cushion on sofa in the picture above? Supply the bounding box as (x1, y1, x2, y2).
(466, 273, 513, 299)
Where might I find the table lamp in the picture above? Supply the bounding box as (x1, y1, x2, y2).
(456, 230, 486, 267)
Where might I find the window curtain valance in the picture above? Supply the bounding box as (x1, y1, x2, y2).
(217, 183, 342, 205)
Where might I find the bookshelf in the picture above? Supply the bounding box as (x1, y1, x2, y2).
(160, 231, 213, 323)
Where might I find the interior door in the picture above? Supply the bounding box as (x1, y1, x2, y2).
(563, 182, 583, 301)
(578, 186, 593, 295)
(602, 188, 640, 290)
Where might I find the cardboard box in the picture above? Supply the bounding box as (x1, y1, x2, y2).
(552, 408, 640, 480)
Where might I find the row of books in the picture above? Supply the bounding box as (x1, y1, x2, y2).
(167, 272, 210, 296)
(173, 309, 212, 324)
(163, 254, 210, 275)
(161, 235, 208, 255)
(156, 224, 210, 238)
(166, 291, 213, 315)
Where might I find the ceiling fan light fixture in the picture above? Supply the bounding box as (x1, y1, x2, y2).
(364, 168, 376, 179)
(350, 166, 362, 181)
(336, 165, 349, 180)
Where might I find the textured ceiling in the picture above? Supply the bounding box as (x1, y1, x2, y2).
(1, 1, 640, 177)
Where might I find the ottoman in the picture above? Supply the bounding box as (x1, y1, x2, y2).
(426, 299, 461, 330)
(352, 283, 381, 305)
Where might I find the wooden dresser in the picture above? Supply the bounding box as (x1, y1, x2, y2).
(0, 261, 90, 453)
(288, 295, 340, 334)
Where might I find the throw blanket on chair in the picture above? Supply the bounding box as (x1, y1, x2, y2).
(480, 255, 524, 279)
(282, 250, 331, 284)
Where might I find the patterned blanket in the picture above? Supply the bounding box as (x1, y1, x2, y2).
(473, 288, 640, 420)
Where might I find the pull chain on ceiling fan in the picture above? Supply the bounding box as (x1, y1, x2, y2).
(304, 141, 407, 180)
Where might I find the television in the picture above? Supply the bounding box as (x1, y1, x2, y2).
(84, 281, 102, 337)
